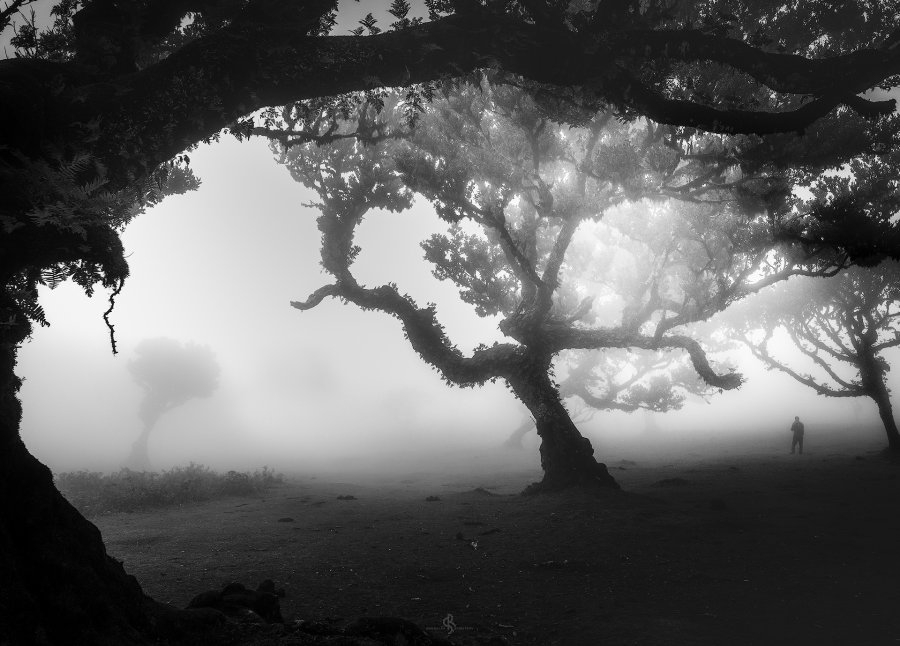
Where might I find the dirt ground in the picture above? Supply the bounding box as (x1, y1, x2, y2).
(91, 434, 900, 646)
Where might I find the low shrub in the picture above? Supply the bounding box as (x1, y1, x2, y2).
(55, 464, 284, 516)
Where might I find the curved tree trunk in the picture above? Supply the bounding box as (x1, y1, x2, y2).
(507, 364, 619, 493)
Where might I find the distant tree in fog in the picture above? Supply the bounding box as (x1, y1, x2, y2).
(733, 262, 900, 452)
(126, 338, 220, 470)
(273, 79, 847, 492)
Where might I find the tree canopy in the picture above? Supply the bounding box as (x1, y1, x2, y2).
(3, 0, 900, 337)
(272, 73, 868, 490)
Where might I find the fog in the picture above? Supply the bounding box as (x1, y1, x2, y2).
(15, 133, 896, 480)
(10, 2, 897, 480)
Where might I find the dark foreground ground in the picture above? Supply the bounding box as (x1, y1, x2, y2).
(91, 437, 900, 646)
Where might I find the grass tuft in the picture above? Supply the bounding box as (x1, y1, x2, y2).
(55, 463, 284, 516)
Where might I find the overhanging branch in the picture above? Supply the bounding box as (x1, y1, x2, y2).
(548, 326, 741, 390)
(46, 6, 900, 189)
(620, 28, 900, 98)
(292, 279, 518, 387)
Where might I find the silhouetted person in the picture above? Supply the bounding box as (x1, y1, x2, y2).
(790, 416, 805, 454)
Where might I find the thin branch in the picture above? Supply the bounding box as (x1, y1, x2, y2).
(103, 277, 125, 355)
(807, 311, 853, 358)
(784, 324, 858, 391)
(742, 335, 863, 398)
(0, 0, 33, 33)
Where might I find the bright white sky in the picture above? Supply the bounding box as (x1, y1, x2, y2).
(11, 2, 898, 474)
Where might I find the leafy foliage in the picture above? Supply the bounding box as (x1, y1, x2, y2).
(422, 223, 520, 316)
(8, 0, 78, 61)
(273, 75, 812, 426)
(424, 0, 454, 21)
(388, 0, 422, 31)
(1, 146, 198, 337)
(789, 154, 900, 265)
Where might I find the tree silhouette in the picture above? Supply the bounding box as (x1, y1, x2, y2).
(2, 2, 900, 642)
(734, 262, 900, 452)
(126, 338, 219, 471)
(277, 80, 846, 492)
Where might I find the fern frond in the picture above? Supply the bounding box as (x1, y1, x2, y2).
(23, 300, 49, 327)
(40, 265, 68, 289)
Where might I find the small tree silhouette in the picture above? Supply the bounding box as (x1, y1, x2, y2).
(126, 338, 219, 471)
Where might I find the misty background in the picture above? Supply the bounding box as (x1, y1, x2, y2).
(13, 3, 899, 477)
(17, 136, 894, 475)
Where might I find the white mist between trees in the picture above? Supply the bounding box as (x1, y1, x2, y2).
(14, 135, 895, 475)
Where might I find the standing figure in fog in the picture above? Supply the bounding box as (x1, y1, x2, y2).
(790, 416, 805, 454)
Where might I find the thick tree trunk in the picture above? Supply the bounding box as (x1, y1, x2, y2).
(507, 366, 618, 493)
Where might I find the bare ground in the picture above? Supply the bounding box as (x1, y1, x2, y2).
(91, 438, 900, 646)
